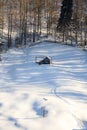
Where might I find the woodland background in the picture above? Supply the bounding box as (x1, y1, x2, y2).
(0, 0, 87, 51)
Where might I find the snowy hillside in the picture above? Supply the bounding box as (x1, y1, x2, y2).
(0, 42, 87, 130)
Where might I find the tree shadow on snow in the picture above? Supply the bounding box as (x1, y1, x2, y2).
(57, 91, 87, 102)
(8, 116, 27, 130)
(82, 120, 87, 129)
(0, 103, 3, 107)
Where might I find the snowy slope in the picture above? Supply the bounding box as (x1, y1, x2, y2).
(0, 42, 87, 130)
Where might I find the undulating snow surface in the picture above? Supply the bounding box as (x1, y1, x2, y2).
(0, 42, 87, 130)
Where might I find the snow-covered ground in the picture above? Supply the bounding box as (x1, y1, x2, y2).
(0, 42, 87, 130)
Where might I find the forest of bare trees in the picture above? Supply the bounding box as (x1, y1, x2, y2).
(0, 0, 87, 51)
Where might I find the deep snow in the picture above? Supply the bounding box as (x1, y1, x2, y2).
(0, 42, 87, 130)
